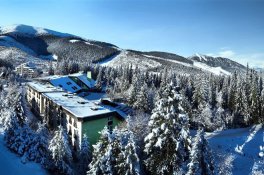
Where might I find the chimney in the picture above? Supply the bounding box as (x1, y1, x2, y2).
(87, 71, 92, 79)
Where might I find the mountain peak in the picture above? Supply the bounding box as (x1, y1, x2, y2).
(0, 24, 73, 37)
(194, 53, 209, 61)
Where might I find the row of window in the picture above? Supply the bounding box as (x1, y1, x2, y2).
(58, 83, 78, 91)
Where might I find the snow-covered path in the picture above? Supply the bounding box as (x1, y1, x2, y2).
(0, 130, 48, 175)
(207, 124, 264, 175)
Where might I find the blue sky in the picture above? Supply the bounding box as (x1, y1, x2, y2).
(0, 0, 263, 67)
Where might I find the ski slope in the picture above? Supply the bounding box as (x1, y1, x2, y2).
(207, 124, 264, 175)
(0, 129, 48, 175)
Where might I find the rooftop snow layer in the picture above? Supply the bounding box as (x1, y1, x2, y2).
(27, 82, 64, 93)
(69, 72, 95, 88)
(36, 72, 95, 92)
(43, 92, 117, 118)
(50, 76, 82, 93)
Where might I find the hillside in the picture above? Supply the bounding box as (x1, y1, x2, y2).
(207, 124, 264, 175)
(0, 24, 247, 75)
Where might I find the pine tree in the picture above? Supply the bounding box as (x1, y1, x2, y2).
(144, 82, 191, 175)
(95, 68, 103, 91)
(79, 134, 92, 175)
(192, 78, 207, 111)
(228, 71, 238, 114)
(128, 83, 137, 106)
(116, 131, 141, 175)
(249, 72, 260, 123)
(187, 128, 214, 175)
(234, 85, 249, 126)
(134, 83, 149, 112)
(49, 126, 73, 174)
(88, 127, 141, 175)
(88, 127, 120, 175)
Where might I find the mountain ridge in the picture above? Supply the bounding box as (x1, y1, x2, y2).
(0, 24, 247, 75)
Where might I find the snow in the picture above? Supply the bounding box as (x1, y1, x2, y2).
(143, 54, 193, 67)
(69, 72, 95, 88)
(0, 129, 47, 175)
(27, 82, 64, 93)
(39, 54, 58, 61)
(37, 72, 95, 91)
(193, 61, 231, 75)
(0, 36, 36, 55)
(50, 76, 82, 93)
(206, 124, 264, 175)
(99, 50, 162, 70)
(69, 39, 102, 48)
(84, 41, 102, 48)
(0, 24, 73, 37)
(43, 92, 118, 118)
(69, 39, 80, 43)
(195, 53, 208, 61)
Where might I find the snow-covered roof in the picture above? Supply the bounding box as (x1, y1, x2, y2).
(36, 72, 95, 92)
(68, 72, 95, 88)
(50, 77, 82, 93)
(43, 92, 120, 119)
(27, 82, 64, 93)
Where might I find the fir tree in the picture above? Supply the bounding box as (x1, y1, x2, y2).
(49, 126, 73, 174)
(144, 82, 191, 175)
(187, 128, 214, 175)
(79, 134, 92, 175)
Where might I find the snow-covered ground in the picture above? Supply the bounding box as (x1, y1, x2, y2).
(193, 61, 231, 76)
(99, 50, 162, 70)
(0, 129, 48, 175)
(207, 124, 264, 175)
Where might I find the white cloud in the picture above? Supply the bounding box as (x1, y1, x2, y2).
(218, 50, 235, 58)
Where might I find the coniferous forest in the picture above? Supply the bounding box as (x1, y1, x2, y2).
(1, 58, 263, 174)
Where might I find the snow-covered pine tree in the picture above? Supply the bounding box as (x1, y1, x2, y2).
(95, 67, 103, 91)
(88, 127, 119, 175)
(208, 76, 217, 109)
(134, 83, 149, 112)
(192, 78, 207, 111)
(79, 134, 92, 175)
(48, 125, 73, 174)
(234, 84, 250, 127)
(116, 130, 141, 175)
(228, 71, 238, 114)
(187, 128, 214, 175)
(260, 89, 264, 123)
(249, 72, 260, 124)
(128, 83, 138, 106)
(144, 81, 191, 175)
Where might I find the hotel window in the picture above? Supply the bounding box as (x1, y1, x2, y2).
(69, 117, 72, 124)
(73, 120, 77, 127)
(108, 116, 113, 133)
(72, 86, 77, 90)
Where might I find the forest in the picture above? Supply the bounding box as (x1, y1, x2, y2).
(0, 59, 263, 175)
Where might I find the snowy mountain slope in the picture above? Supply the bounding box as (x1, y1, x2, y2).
(0, 24, 247, 75)
(189, 54, 247, 73)
(0, 24, 73, 37)
(207, 124, 264, 175)
(0, 36, 36, 56)
(193, 61, 231, 75)
(99, 50, 233, 75)
(99, 50, 162, 70)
